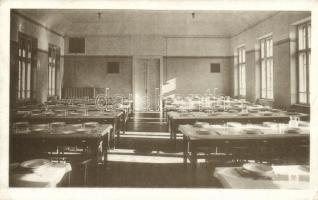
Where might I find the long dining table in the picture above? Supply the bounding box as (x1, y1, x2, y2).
(178, 124, 310, 185)
(10, 124, 112, 186)
(12, 109, 124, 148)
(168, 110, 309, 146)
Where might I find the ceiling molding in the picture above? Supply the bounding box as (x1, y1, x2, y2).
(12, 10, 65, 38)
(231, 11, 281, 38)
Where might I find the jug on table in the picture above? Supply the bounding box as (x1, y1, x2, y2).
(289, 116, 300, 127)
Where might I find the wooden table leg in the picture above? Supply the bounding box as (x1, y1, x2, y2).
(91, 142, 100, 186)
(183, 135, 188, 169)
(190, 143, 197, 186)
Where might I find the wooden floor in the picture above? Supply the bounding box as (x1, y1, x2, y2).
(78, 112, 223, 187)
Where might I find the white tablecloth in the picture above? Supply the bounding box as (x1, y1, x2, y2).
(10, 162, 72, 187)
(214, 165, 309, 189)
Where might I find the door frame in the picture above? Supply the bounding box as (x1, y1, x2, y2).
(132, 55, 163, 112)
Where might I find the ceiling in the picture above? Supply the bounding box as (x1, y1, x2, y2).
(15, 9, 280, 37)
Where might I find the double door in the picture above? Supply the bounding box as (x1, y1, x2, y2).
(133, 58, 160, 112)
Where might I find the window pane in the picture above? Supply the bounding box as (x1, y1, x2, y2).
(266, 39, 270, 58)
(242, 48, 245, 63)
(298, 53, 306, 93)
(298, 26, 304, 50)
(21, 62, 25, 99)
(261, 41, 265, 58)
(299, 93, 307, 104)
(261, 62, 266, 97)
(27, 63, 31, 98)
(308, 24, 311, 49)
(18, 61, 21, 99)
(52, 67, 55, 95)
(48, 65, 51, 95)
(242, 64, 246, 96)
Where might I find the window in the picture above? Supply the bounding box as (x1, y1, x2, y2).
(260, 36, 273, 99)
(210, 63, 221, 73)
(238, 46, 246, 97)
(107, 62, 120, 74)
(18, 33, 33, 100)
(297, 22, 311, 104)
(48, 45, 60, 96)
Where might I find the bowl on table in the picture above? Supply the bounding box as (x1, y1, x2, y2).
(72, 124, 83, 128)
(242, 163, 273, 177)
(284, 127, 301, 134)
(50, 122, 66, 128)
(226, 122, 242, 128)
(241, 128, 263, 135)
(75, 128, 90, 134)
(19, 159, 51, 172)
(238, 112, 249, 116)
(260, 111, 273, 116)
(262, 121, 278, 128)
(14, 122, 29, 129)
(84, 122, 99, 128)
(193, 122, 210, 128)
(248, 109, 258, 113)
(61, 130, 76, 134)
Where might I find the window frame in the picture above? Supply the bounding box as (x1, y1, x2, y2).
(48, 44, 60, 97)
(17, 33, 33, 100)
(260, 36, 273, 100)
(237, 46, 246, 97)
(296, 22, 311, 105)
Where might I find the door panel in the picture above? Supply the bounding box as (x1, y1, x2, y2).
(147, 59, 160, 111)
(134, 59, 147, 111)
(134, 58, 160, 112)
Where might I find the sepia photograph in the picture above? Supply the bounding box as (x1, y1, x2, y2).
(0, 0, 318, 200)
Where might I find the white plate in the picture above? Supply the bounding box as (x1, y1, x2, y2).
(242, 163, 273, 176)
(75, 128, 89, 133)
(20, 159, 50, 169)
(62, 130, 75, 134)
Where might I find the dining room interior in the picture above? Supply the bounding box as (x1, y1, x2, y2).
(8, 9, 312, 189)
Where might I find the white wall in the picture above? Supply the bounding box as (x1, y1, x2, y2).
(64, 35, 231, 57)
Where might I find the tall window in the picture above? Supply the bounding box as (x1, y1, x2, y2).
(297, 22, 311, 104)
(48, 45, 60, 96)
(260, 36, 273, 99)
(18, 33, 33, 100)
(238, 46, 246, 97)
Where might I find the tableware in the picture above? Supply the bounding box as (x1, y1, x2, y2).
(50, 122, 66, 127)
(84, 122, 99, 128)
(15, 122, 29, 129)
(262, 121, 278, 128)
(193, 122, 210, 128)
(238, 112, 248, 116)
(32, 124, 50, 129)
(62, 130, 75, 134)
(284, 127, 301, 134)
(20, 159, 50, 169)
(226, 122, 242, 127)
(75, 128, 89, 133)
(241, 128, 263, 135)
(31, 128, 48, 133)
(289, 116, 300, 127)
(242, 163, 273, 176)
(72, 124, 82, 128)
(68, 112, 79, 116)
(262, 112, 273, 116)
